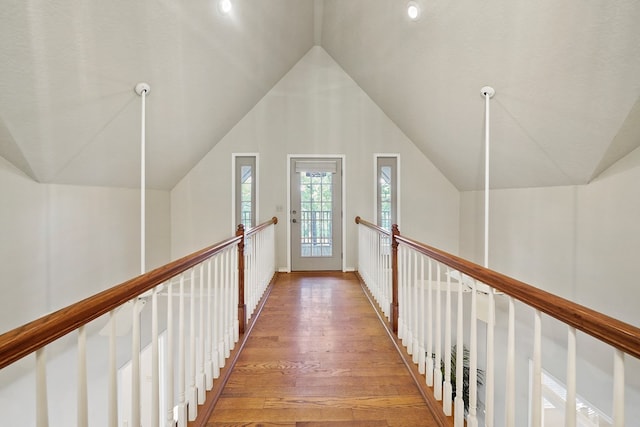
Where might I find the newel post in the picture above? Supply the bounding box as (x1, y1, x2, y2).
(236, 224, 246, 335)
(391, 224, 400, 334)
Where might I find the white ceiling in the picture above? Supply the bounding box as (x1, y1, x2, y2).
(0, 0, 314, 189)
(1, 0, 639, 190)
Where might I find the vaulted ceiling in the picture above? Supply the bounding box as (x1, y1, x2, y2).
(1, 0, 639, 191)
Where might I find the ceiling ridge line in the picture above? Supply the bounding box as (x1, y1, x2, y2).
(0, 115, 40, 182)
(49, 96, 137, 184)
(492, 97, 577, 186)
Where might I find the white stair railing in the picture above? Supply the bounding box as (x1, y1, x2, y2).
(0, 217, 277, 427)
(356, 216, 640, 427)
(244, 218, 278, 325)
(356, 216, 392, 321)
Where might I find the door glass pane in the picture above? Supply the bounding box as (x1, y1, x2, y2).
(379, 165, 392, 230)
(300, 171, 332, 257)
(240, 165, 252, 229)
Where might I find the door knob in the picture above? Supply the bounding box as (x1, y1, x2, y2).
(292, 219, 297, 223)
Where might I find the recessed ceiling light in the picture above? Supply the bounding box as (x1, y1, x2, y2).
(407, 1, 421, 21)
(219, 0, 232, 14)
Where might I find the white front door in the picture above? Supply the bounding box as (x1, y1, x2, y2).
(290, 157, 343, 271)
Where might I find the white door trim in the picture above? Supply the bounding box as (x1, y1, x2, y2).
(286, 154, 346, 273)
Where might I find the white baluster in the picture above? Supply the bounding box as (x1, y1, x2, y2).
(152, 288, 160, 427)
(229, 247, 235, 349)
(252, 233, 256, 309)
(412, 252, 420, 363)
(467, 279, 478, 427)
(256, 233, 259, 306)
(372, 233, 386, 314)
(426, 258, 434, 387)
(613, 349, 625, 427)
(166, 281, 175, 427)
(233, 244, 239, 344)
(198, 264, 206, 404)
(188, 269, 197, 421)
(369, 231, 375, 301)
(505, 297, 515, 427)
(255, 233, 259, 312)
(358, 226, 363, 282)
(177, 275, 187, 426)
(443, 267, 452, 416)
(454, 274, 464, 427)
(565, 326, 576, 427)
(224, 250, 231, 358)
(253, 234, 256, 312)
(230, 246, 236, 345)
(359, 227, 365, 284)
(385, 235, 391, 318)
(251, 234, 257, 312)
(531, 309, 542, 427)
(216, 254, 225, 370)
(418, 255, 426, 375)
(376, 231, 381, 305)
(374, 232, 379, 304)
(36, 348, 49, 427)
(434, 263, 442, 401)
(132, 298, 141, 427)
(246, 237, 252, 317)
(406, 248, 414, 355)
(374, 231, 380, 310)
(262, 231, 267, 288)
(398, 246, 405, 343)
(485, 289, 495, 426)
(271, 224, 276, 274)
(253, 234, 258, 313)
(215, 255, 224, 372)
(77, 326, 88, 427)
(206, 260, 214, 389)
(108, 310, 117, 427)
(368, 230, 374, 299)
(259, 230, 264, 293)
(379, 232, 384, 303)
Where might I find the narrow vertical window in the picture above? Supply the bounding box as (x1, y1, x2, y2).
(376, 156, 398, 230)
(234, 155, 256, 230)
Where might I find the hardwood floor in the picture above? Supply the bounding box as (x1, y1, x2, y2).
(206, 272, 439, 426)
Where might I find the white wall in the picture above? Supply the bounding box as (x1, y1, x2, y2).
(171, 46, 460, 269)
(0, 156, 48, 332)
(0, 156, 171, 334)
(460, 146, 640, 424)
(460, 146, 640, 325)
(0, 155, 171, 426)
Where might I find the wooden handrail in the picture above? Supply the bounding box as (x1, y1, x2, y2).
(355, 216, 391, 236)
(355, 216, 640, 360)
(0, 235, 241, 370)
(0, 217, 280, 371)
(394, 235, 640, 360)
(245, 216, 278, 238)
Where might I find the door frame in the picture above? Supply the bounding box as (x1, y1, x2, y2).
(286, 154, 346, 272)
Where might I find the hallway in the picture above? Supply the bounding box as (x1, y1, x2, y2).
(206, 272, 439, 426)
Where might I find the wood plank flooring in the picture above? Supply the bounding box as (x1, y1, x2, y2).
(206, 272, 439, 426)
